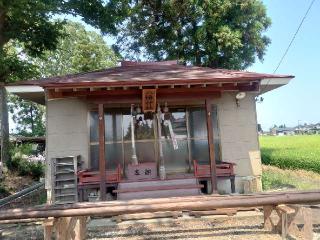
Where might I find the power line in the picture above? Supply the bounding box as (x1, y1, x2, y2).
(273, 0, 316, 73)
(258, 0, 316, 99)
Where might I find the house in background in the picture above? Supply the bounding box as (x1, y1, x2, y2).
(6, 61, 294, 203)
(270, 127, 295, 136)
(309, 124, 320, 134)
(295, 123, 320, 135)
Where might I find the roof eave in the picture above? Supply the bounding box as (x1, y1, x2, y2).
(39, 77, 269, 89)
(259, 77, 293, 94)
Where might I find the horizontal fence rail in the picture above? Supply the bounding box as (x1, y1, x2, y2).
(0, 190, 320, 220)
(0, 182, 44, 209)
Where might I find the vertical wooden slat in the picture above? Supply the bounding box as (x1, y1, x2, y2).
(74, 216, 87, 240)
(98, 104, 106, 200)
(205, 99, 218, 193)
(185, 109, 192, 172)
(43, 217, 54, 240)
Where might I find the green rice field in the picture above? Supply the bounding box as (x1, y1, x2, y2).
(259, 135, 320, 173)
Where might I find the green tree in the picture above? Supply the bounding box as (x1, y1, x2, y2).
(113, 0, 271, 69)
(0, 42, 40, 175)
(9, 21, 118, 137)
(34, 21, 118, 77)
(0, 0, 128, 176)
(0, 0, 272, 176)
(9, 95, 45, 137)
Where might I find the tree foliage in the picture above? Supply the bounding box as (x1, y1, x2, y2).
(0, 0, 126, 166)
(9, 95, 46, 137)
(34, 21, 118, 77)
(113, 0, 271, 69)
(9, 21, 117, 137)
(0, 0, 272, 169)
(0, 0, 127, 80)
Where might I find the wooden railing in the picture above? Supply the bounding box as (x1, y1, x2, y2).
(77, 164, 122, 185)
(193, 160, 236, 178)
(0, 191, 319, 239)
(193, 160, 236, 193)
(0, 182, 45, 209)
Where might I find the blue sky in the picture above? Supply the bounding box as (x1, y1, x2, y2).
(76, 0, 319, 130)
(9, 1, 318, 133)
(57, 1, 320, 132)
(249, 0, 320, 130)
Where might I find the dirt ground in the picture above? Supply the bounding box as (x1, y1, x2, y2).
(87, 213, 281, 240)
(1, 208, 320, 239)
(0, 170, 35, 198)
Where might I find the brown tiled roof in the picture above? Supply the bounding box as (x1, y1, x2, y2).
(10, 61, 294, 88)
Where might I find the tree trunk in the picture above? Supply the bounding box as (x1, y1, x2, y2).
(192, 20, 201, 66)
(0, 9, 6, 47)
(0, 8, 7, 178)
(30, 104, 34, 135)
(0, 84, 9, 178)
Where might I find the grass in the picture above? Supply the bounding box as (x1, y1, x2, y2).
(0, 183, 10, 198)
(262, 165, 320, 191)
(260, 135, 320, 173)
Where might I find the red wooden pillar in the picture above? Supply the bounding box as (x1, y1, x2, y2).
(205, 99, 218, 194)
(98, 104, 106, 200)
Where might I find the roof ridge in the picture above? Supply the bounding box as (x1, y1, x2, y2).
(121, 60, 179, 66)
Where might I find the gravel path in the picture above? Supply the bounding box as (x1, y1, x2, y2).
(87, 213, 282, 240)
(2, 209, 320, 239)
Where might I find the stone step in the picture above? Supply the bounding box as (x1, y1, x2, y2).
(117, 178, 201, 200)
(119, 177, 198, 189)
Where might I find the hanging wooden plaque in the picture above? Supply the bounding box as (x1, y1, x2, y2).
(142, 89, 157, 112)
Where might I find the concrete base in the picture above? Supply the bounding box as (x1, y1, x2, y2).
(217, 175, 262, 194)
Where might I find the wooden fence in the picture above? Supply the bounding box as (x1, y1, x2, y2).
(0, 190, 319, 240)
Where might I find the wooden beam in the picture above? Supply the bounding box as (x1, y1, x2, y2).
(87, 92, 221, 104)
(189, 209, 237, 217)
(276, 204, 296, 214)
(43, 77, 266, 88)
(205, 99, 218, 194)
(113, 211, 182, 223)
(98, 104, 106, 200)
(43, 216, 87, 240)
(3, 190, 319, 214)
(0, 191, 320, 220)
(47, 83, 259, 101)
(46, 82, 260, 105)
(264, 205, 313, 239)
(47, 86, 225, 100)
(74, 216, 87, 240)
(43, 217, 54, 240)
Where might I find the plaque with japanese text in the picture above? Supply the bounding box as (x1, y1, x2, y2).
(127, 162, 157, 180)
(142, 89, 157, 112)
